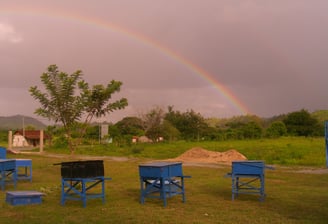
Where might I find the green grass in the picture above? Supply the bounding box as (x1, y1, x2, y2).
(0, 137, 327, 223)
(37, 137, 326, 167)
(0, 153, 328, 224)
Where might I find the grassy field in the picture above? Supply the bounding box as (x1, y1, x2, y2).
(41, 137, 326, 167)
(0, 137, 328, 223)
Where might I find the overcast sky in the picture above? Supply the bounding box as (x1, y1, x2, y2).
(1, 0, 328, 123)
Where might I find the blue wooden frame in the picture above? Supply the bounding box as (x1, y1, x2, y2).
(230, 173, 265, 201)
(226, 160, 274, 201)
(0, 147, 6, 159)
(0, 159, 17, 191)
(139, 162, 191, 207)
(61, 176, 111, 207)
(15, 159, 32, 182)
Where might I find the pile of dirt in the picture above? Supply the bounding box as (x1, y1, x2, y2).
(169, 147, 247, 164)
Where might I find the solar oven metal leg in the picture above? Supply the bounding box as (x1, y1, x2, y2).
(13, 169, 17, 189)
(231, 175, 235, 200)
(231, 175, 239, 200)
(140, 177, 145, 204)
(161, 178, 167, 207)
(61, 178, 65, 205)
(29, 165, 32, 182)
(181, 176, 186, 202)
(82, 180, 87, 208)
(0, 171, 5, 191)
(101, 177, 105, 204)
(236, 177, 239, 199)
(13, 169, 17, 185)
(260, 174, 265, 201)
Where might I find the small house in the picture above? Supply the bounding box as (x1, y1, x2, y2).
(13, 130, 49, 147)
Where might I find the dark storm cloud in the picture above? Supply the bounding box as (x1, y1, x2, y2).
(1, 0, 328, 121)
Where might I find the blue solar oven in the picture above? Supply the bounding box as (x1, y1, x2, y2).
(139, 162, 191, 207)
(227, 160, 273, 201)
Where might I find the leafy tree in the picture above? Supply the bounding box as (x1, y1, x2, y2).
(29, 64, 128, 153)
(165, 107, 208, 141)
(222, 127, 248, 140)
(84, 125, 100, 144)
(225, 121, 245, 129)
(265, 121, 287, 138)
(241, 121, 263, 139)
(225, 115, 263, 127)
(115, 116, 144, 136)
(201, 126, 222, 141)
(311, 110, 328, 125)
(141, 107, 165, 142)
(311, 110, 327, 136)
(283, 109, 319, 136)
(214, 115, 264, 140)
(164, 106, 184, 134)
(183, 110, 208, 141)
(45, 125, 60, 147)
(108, 124, 125, 147)
(161, 120, 180, 142)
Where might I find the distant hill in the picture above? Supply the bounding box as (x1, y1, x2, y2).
(0, 115, 47, 130)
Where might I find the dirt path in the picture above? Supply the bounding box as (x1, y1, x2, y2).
(20, 151, 132, 162)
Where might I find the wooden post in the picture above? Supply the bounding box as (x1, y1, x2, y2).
(40, 130, 44, 153)
(8, 131, 12, 150)
(325, 121, 328, 168)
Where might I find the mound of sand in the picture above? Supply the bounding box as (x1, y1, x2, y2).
(169, 147, 247, 164)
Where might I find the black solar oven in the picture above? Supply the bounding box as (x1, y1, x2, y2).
(60, 160, 104, 178)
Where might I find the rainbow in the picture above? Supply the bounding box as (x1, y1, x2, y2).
(1, 5, 250, 114)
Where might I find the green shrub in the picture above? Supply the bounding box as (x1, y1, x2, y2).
(131, 145, 144, 154)
(52, 135, 68, 148)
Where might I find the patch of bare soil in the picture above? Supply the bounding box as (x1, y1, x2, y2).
(293, 168, 328, 174)
(15, 151, 132, 162)
(167, 147, 247, 165)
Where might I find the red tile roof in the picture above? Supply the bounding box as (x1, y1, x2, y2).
(14, 130, 49, 139)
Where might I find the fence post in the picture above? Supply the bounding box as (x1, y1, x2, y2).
(8, 131, 12, 150)
(40, 130, 44, 153)
(325, 121, 328, 168)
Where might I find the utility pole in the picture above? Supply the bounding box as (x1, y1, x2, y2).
(40, 130, 44, 153)
(22, 116, 25, 137)
(98, 123, 101, 144)
(325, 121, 328, 168)
(8, 130, 12, 150)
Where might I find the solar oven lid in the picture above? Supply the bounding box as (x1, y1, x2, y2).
(6, 191, 44, 196)
(232, 160, 265, 167)
(0, 159, 16, 162)
(139, 161, 182, 167)
(58, 160, 105, 178)
(232, 160, 274, 170)
(55, 160, 104, 166)
(232, 160, 264, 163)
(59, 160, 103, 164)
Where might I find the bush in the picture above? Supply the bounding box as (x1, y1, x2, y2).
(131, 145, 144, 154)
(52, 135, 68, 148)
